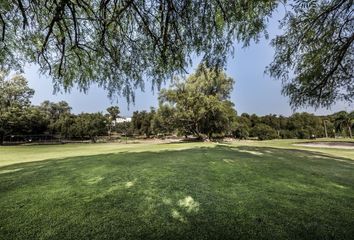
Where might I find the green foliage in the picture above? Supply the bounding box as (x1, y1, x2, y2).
(159, 65, 237, 139)
(70, 113, 108, 142)
(106, 106, 120, 121)
(152, 104, 177, 136)
(0, 1, 277, 102)
(334, 111, 353, 138)
(232, 125, 249, 140)
(268, 0, 354, 108)
(131, 109, 156, 137)
(0, 73, 35, 144)
(114, 122, 134, 137)
(39, 100, 72, 134)
(250, 123, 278, 140)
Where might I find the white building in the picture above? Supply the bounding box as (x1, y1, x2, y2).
(114, 117, 132, 124)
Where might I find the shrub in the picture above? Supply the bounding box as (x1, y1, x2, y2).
(251, 124, 278, 140)
(232, 126, 249, 140)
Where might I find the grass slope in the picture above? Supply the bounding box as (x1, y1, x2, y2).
(0, 141, 354, 239)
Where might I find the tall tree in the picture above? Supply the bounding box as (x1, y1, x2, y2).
(106, 106, 120, 137)
(334, 111, 353, 138)
(0, 1, 276, 102)
(0, 73, 34, 144)
(159, 65, 237, 139)
(268, 0, 354, 108)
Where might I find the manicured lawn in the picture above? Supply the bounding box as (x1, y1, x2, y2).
(0, 140, 354, 239)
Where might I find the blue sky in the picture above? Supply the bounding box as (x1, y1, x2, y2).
(24, 8, 352, 117)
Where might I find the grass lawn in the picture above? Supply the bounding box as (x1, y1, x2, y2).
(0, 140, 354, 239)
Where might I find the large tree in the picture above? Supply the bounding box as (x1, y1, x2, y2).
(0, 1, 352, 107)
(0, 73, 34, 144)
(159, 65, 237, 139)
(334, 111, 353, 138)
(0, 0, 276, 102)
(268, 0, 354, 108)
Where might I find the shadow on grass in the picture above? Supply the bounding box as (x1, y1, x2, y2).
(0, 145, 354, 240)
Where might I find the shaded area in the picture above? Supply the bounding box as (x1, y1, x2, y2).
(0, 145, 354, 240)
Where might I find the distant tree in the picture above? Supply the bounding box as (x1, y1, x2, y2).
(334, 111, 353, 138)
(251, 124, 278, 140)
(106, 106, 120, 137)
(114, 122, 133, 136)
(40, 100, 71, 134)
(159, 65, 237, 139)
(152, 104, 177, 136)
(131, 109, 155, 137)
(0, 73, 34, 144)
(232, 125, 249, 140)
(70, 113, 107, 142)
(287, 112, 324, 138)
(24, 106, 49, 135)
(106, 106, 120, 121)
(52, 113, 76, 139)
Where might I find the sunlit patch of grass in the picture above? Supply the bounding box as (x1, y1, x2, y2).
(0, 168, 23, 174)
(223, 159, 234, 163)
(178, 196, 199, 213)
(0, 142, 354, 239)
(171, 209, 186, 223)
(85, 176, 104, 184)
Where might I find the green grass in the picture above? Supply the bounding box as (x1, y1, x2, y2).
(0, 140, 354, 239)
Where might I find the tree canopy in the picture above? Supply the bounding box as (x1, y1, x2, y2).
(268, 0, 354, 108)
(0, 73, 35, 144)
(0, 0, 276, 102)
(0, 1, 353, 107)
(159, 65, 237, 139)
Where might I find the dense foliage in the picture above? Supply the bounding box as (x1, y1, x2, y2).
(1, 73, 353, 144)
(0, 1, 352, 107)
(159, 65, 237, 139)
(0, 0, 276, 102)
(268, 0, 354, 108)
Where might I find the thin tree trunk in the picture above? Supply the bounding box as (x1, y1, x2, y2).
(0, 133, 4, 145)
(348, 124, 353, 138)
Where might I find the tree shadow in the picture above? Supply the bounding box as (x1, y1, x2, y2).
(0, 145, 353, 239)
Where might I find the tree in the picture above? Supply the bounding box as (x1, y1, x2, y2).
(250, 124, 278, 140)
(159, 65, 237, 139)
(0, 1, 276, 102)
(152, 104, 176, 136)
(1, 1, 352, 108)
(268, 0, 354, 108)
(334, 111, 353, 138)
(52, 113, 76, 139)
(0, 73, 34, 144)
(70, 113, 107, 142)
(106, 106, 120, 137)
(39, 100, 71, 134)
(232, 125, 249, 140)
(131, 109, 155, 137)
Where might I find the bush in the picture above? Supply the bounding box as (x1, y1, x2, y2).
(232, 126, 249, 140)
(279, 130, 296, 139)
(251, 124, 278, 140)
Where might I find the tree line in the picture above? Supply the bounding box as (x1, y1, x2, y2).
(1, 68, 353, 145)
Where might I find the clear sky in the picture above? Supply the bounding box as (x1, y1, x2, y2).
(24, 8, 352, 117)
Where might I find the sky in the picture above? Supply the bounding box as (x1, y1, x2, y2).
(23, 8, 352, 117)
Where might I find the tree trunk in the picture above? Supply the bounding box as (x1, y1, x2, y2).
(208, 132, 212, 140)
(0, 133, 4, 145)
(348, 124, 353, 138)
